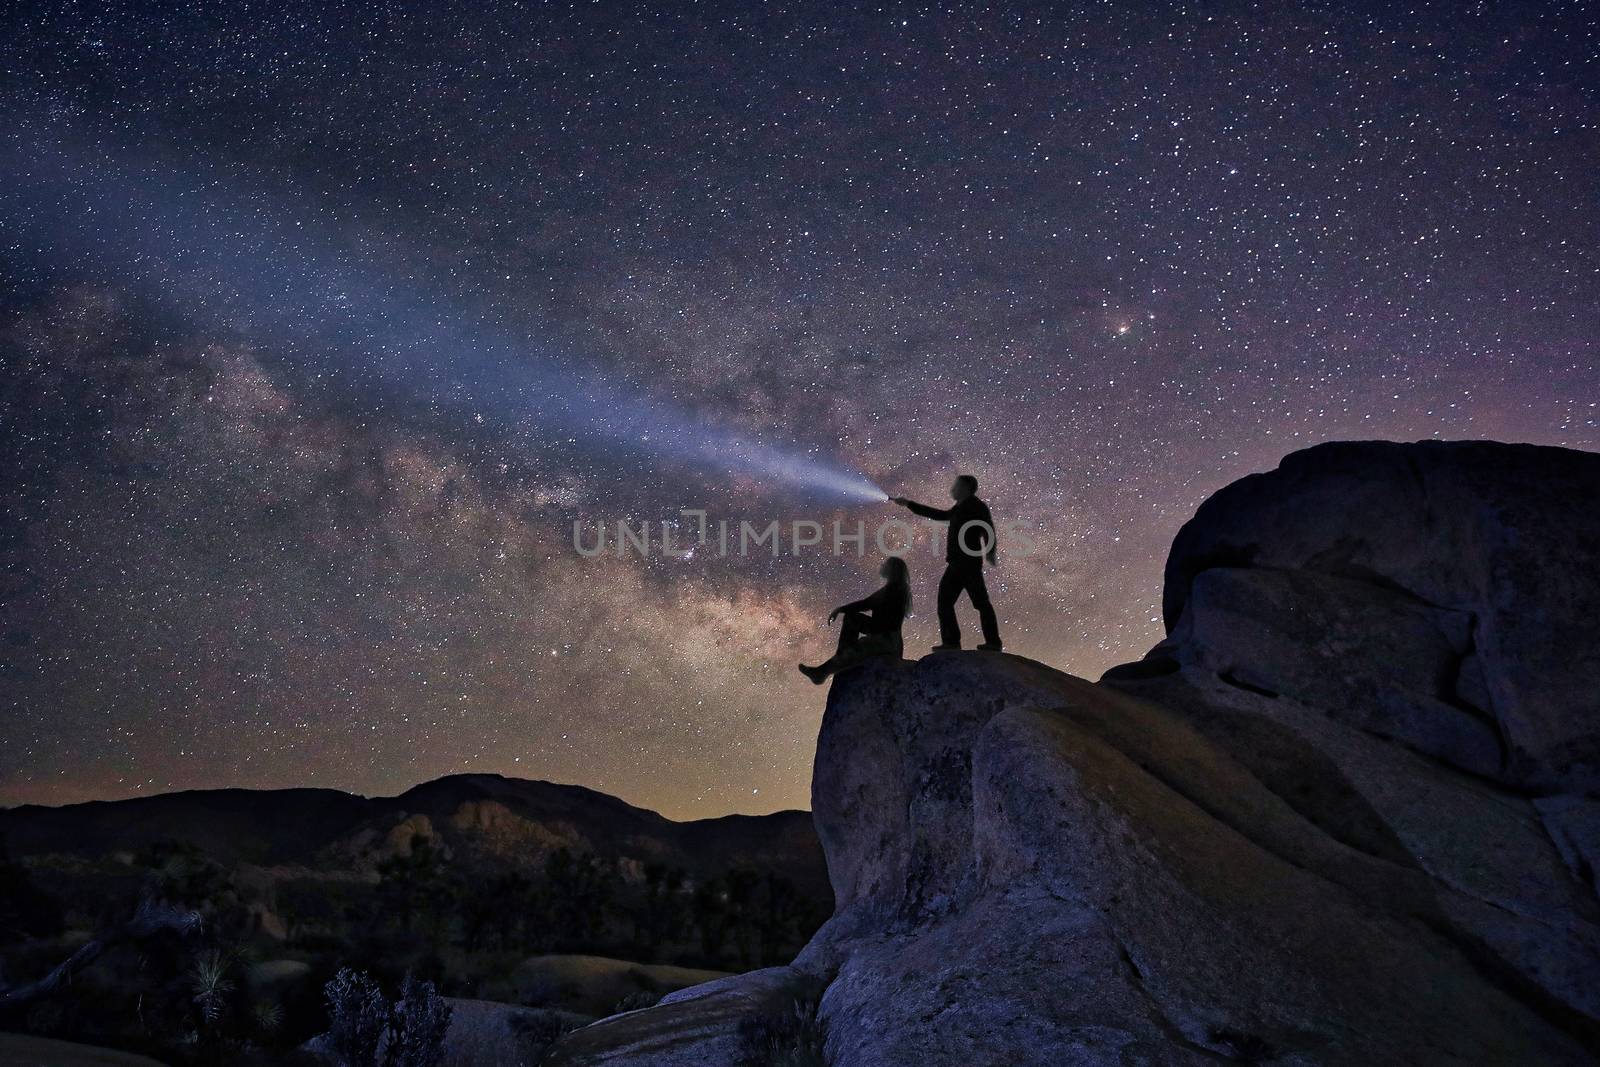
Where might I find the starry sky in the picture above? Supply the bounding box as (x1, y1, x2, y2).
(1, 2, 1596, 818)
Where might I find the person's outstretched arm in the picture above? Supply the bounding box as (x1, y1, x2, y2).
(829, 586, 887, 622)
(892, 497, 953, 520)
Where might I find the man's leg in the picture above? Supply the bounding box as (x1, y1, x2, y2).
(936, 565, 964, 646)
(964, 567, 1002, 648)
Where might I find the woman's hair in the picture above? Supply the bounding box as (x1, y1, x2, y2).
(882, 555, 912, 613)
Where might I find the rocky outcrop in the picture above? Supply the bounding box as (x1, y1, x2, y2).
(1146, 439, 1600, 791)
(548, 441, 1600, 1065)
(803, 656, 1599, 1065)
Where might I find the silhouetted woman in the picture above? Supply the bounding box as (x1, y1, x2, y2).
(799, 556, 911, 684)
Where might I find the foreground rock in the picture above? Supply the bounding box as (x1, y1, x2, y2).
(542, 967, 819, 1066)
(804, 656, 1598, 1065)
(548, 441, 1600, 1065)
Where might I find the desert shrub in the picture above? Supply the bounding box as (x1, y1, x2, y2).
(507, 1008, 581, 1058)
(386, 974, 452, 1067)
(0, 834, 64, 942)
(253, 997, 285, 1035)
(613, 989, 660, 1013)
(325, 967, 388, 1066)
(692, 868, 825, 970)
(739, 994, 827, 1067)
(323, 967, 453, 1067)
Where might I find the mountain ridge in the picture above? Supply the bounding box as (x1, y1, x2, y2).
(0, 771, 827, 897)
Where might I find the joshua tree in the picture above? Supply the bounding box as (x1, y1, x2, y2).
(460, 869, 536, 951)
(757, 874, 805, 966)
(546, 848, 617, 948)
(0, 833, 64, 944)
(723, 868, 761, 968)
(634, 863, 688, 960)
(692, 880, 729, 964)
(189, 947, 239, 1028)
(0, 896, 203, 1008)
(376, 834, 452, 944)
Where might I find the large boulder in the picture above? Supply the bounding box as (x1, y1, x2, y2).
(1150, 440, 1600, 791)
(548, 441, 1600, 1065)
(803, 655, 1598, 1065)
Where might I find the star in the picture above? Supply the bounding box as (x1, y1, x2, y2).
(0, 0, 1593, 817)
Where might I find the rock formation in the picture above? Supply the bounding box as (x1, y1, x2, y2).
(1144, 439, 1600, 792)
(547, 441, 1600, 1065)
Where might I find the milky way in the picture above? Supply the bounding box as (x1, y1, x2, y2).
(1, 2, 1595, 817)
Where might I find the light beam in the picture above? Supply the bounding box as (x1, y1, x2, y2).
(1, 127, 885, 504)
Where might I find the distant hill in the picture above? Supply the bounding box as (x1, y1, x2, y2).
(0, 773, 829, 898)
(0, 774, 830, 1056)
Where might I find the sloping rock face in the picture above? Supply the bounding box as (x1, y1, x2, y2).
(549, 441, 1600, 1065)
(805, 656, 1599, 1065)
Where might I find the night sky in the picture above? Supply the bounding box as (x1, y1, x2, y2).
(2, 2, 1595, 818)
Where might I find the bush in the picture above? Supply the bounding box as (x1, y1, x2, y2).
(612, 989, 661, 1013)
(0, 833, 64, 942)
(323, 967, 453, 1067)
(507, 1009, 581, 1059)
(387, 974, 452, 1067)
(739, 995, 827, 1067)
(325, 968, 388, 1067)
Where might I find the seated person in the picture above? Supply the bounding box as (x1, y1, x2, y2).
(799, 557, 911, 684)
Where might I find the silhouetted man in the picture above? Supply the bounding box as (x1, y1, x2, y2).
(892, 475, 1002, 652)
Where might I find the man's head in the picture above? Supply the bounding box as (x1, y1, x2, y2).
(950, 474, 978, 501)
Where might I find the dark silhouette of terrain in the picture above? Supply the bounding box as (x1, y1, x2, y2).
(0, 774, 831, 1063)
(0, 774, 828, 899)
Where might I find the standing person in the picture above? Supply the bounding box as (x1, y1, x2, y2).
(799, 556, 912, 683)
(892, 475, 1002, 651)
